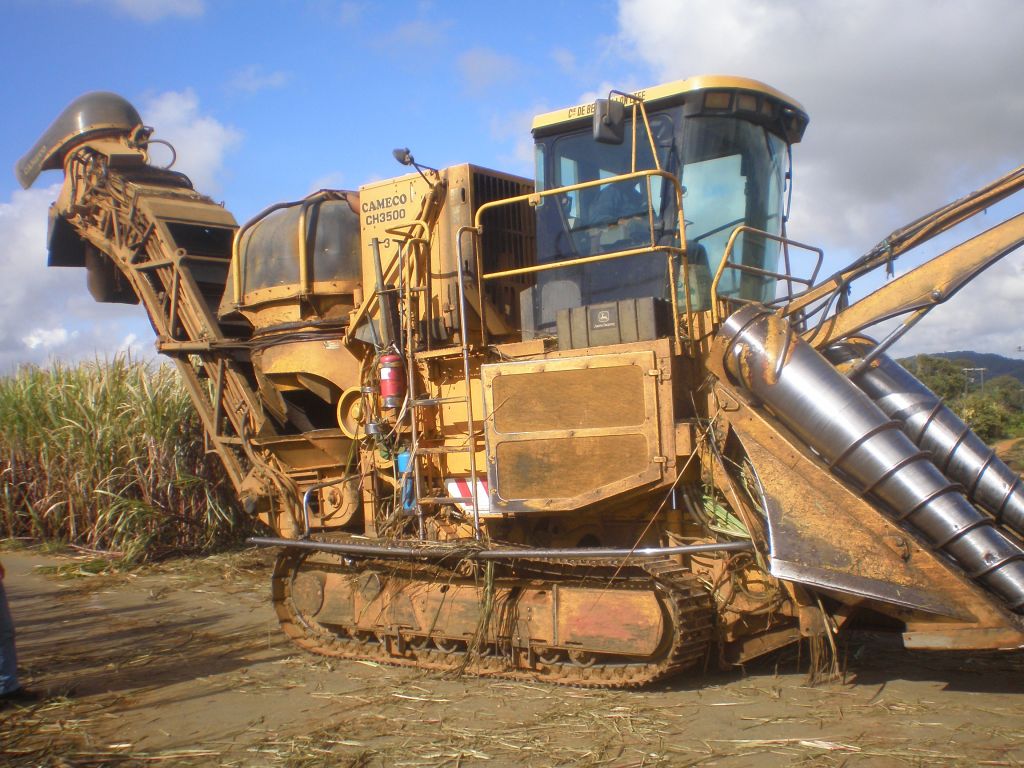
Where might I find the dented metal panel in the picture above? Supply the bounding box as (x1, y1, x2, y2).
(482, 351, 663, 512)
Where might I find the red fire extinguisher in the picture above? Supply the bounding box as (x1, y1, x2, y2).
(378, 353, 406, 409)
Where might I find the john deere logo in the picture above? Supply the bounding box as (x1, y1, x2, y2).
(590, 305, 617, 330)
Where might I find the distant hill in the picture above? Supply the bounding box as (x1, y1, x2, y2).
(903, 351, 1024, 384)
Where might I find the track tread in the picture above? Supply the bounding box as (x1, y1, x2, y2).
(271, 545, 717, 688)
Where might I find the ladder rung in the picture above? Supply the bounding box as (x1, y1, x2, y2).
(158, 340, 213, 353)
(418, 496, 474, 505)
(134, 253, 231, 269)
(412, 396, 469, 407)
(183, 253, 232, 264)
(133, 258, 175, 270)
(414, 346, 465, 360)
(415, 445, 474, 455)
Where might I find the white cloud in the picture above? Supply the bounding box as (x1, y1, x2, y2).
(22, 327, 76, 350)
(384, 18, 452, 48)
(308, 172, 347, 193)
(117, 332, 149, 358)
(890, 258, 1024, 357)
(575, 79, 642, 109)
(141, 89, 242, 193)
(458, 47, 520, 96)
(0, 185, 155, 374)
(81, 0, 204, 22)
(615, 0, 1024, 356)
(489, 104, 548, 177)
(615, 0, 1024, 242)
(551, 48, 576, 76)
(0, 88, 238, 373)
(227, 65, 289, 95)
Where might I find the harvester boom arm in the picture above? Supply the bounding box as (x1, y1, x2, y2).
(784, 164, 1024, 346)
(18, 92, 275, 505)
(805, 210, 1024, 348)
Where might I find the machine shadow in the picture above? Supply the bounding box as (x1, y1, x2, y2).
(657, 632, 1024, 696)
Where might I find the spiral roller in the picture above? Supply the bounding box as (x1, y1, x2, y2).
(720, 305, 1024, 612)
(827, 340, 1024, 542)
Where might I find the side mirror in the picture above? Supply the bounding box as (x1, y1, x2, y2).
(593, 99, 625, 144)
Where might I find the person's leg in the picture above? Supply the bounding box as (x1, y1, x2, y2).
(0, 579, 20, 695)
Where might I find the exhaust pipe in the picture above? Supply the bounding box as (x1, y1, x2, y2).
(719, 305, 1024, 612)
(827, 340, 1024, 542)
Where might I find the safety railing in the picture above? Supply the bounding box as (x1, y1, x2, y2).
(459, 167, 693, 351)
(709, 225, 824, 325)
(342, 218, 432, 345)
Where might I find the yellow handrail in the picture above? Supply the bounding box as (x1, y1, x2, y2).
(473, 168, 681, 229)
(470, 167, 690, 349)
(482, 243, 683, 280)
(710, 226, 824, 323)
(344, 219, 431, 343)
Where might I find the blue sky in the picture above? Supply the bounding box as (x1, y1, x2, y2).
(2, 0, 1024, 371)
(3, 0, 623, 214)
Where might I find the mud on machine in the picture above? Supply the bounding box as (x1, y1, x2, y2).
(18, 76, 1024, 686)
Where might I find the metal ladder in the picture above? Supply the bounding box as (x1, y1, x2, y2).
(393, 230, 484, 539)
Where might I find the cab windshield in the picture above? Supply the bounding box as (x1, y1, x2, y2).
(529, 105, 788, 335)
(683, 117, 787, 304)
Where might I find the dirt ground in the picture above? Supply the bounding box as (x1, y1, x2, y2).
(1, 548, 1022, 767)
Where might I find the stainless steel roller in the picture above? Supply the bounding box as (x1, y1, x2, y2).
(719, 304, 1024, 612)
(827, 339, 1024, 542)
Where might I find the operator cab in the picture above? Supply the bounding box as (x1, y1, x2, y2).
(523, 76, 808, 347)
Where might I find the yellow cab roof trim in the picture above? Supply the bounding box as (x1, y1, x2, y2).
(531, 74, 806, 132)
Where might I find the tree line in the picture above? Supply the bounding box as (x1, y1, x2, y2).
(899, 354, 1024, 444)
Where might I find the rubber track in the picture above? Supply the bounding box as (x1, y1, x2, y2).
(270, 547, 715, 688)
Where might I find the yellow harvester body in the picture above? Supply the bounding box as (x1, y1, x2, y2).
(18, 75, 1024, 686)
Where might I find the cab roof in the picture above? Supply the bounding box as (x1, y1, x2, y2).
(532, 74, 808, 143)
